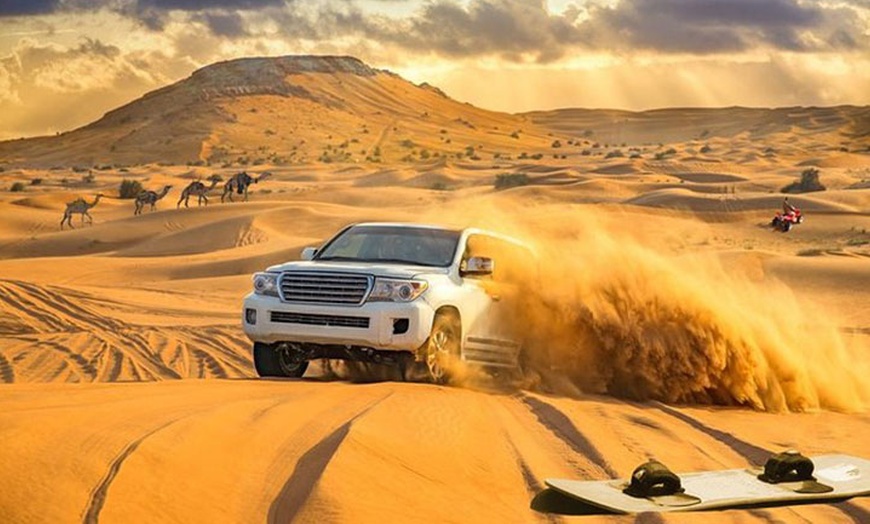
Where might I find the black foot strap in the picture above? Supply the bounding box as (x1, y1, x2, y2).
(623, 459, 684, 498)
(758, 451, 815, 484)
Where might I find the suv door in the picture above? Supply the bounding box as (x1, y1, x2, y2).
(458, 234, 530, 368)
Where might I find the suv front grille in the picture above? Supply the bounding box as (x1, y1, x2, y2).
(279, 272, 371, 305)
(270, 311, 370, 329)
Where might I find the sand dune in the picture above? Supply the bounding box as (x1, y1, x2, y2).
(0, 381, 868, 523)
(0, 62, 868, 521)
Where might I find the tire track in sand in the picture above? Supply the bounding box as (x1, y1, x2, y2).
(519, 394, 618, 478)
(0, 352, 14, 383)
(267, 393, 393, 524)
(81, 415, 188, 524)
(79, 391, 321, 524)
(0, 279, 249, 382)
(518, 394, 667, 524)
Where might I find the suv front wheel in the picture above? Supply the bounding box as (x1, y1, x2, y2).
(423, 311, 461, 384)
(254, 342, 309, 378)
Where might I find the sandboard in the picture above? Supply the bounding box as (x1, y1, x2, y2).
(545, 454, 870, 514)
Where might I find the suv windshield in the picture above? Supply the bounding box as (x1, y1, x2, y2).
(316, 225, 461, 267)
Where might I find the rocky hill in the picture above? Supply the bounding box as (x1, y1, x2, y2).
(0, 55, 867, 169)
(0, 55, 549, 168)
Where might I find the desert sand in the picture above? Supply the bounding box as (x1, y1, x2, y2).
(0, 57, 869, 523)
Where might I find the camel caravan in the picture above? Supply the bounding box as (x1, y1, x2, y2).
(58, 171, 271, 230)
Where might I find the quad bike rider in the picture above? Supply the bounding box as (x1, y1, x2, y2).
(771, 197, 803, 232)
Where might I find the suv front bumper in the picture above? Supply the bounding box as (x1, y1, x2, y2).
(242, 293, 435, 351)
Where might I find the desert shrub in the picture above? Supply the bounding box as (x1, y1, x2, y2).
(551, 140, 562, 148)
(119, 179, 143, 199)
(494, 173, 530, 190)
(420, 150, 431, 159)
(605, 149, 624, 159)
(82, 173, 95, 184)
(530, 153, 543, 160)
(510, 131, 520, 139)
(72, 166, 88, 173)
(782, 167, 826, 193)
(31, 178, 42, 185)
(209, 174, 223, 183)
(431, 182, 449, 191)
(10, 182, 25, 192)
(581, 149, 591, 156)
(654, 148, 678, 160)
(700, 144, 712, 154)
(400, 139, 415, 148)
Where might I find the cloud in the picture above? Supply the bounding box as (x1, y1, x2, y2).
(0, 36, 166, 138)
(377, 0, 585, 62)
(0, 0, 59, 18)
(581, 0, 869, 54)
(267, 0, 869, 62)
(4, 1, 868, 56)
(193, 11, 248, 37)
(130, 0, 286, 30)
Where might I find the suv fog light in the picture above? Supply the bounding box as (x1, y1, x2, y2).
(245, 308, 257, 325)
(393, 318, 409, 335)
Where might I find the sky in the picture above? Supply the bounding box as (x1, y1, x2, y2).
(0, 0, 868, 140)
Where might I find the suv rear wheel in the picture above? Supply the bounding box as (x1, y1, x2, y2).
(423, 312, 461, 384)
(254, 342, 309, 378)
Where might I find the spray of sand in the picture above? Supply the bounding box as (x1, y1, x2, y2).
(425, 199, 869, 412)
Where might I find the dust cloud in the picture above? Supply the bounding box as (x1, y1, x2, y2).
(428, 200, 869, 412)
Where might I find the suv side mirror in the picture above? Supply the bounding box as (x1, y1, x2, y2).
(462, 256, 494, 276)
(300, 247, 318, 261)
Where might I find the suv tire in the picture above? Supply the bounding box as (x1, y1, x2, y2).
(254, 342, 309, 378)
(423, 311, 461, 385)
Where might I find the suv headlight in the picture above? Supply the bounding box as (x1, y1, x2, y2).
(252, 272, 280, 297)
(368, 278, 428, 302)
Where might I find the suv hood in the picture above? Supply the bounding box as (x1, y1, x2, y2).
(267, 261, 449, 279)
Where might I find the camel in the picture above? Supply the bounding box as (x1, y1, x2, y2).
(221, 171, 271, 203)
(61, 194, 103, 230)
(177, 178, 220, 208)
(134, 185, 173, 215)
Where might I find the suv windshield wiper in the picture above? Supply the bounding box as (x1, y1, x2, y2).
(315, 255, 360, 261)
(317, 255, 440, 266)
(356, 257, 441, 267)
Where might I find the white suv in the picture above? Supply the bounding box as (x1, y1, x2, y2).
(242, 222, 531, 383)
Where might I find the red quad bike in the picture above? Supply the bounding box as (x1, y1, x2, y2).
(771, 208, 803, 232)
